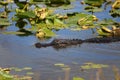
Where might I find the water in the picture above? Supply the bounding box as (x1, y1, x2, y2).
(0, 0, 120, 80)
(1, 31, 120, 80)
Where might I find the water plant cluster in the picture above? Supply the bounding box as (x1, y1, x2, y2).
(0, 0, 120, 38)
(54, 62, 120, 80)
(0, 67, 33, 80)
(0, 63, 120, 80)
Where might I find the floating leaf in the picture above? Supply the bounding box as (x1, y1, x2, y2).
(62, 67, 71, 71)
(23, 67, 32, 70)
(0, 71, 14, 80)
(58, 4, 74, 9)
(16, 11, 35, 18)
(54, 63, 65, 67)
(54, 18, 64, 25)
(65, 13, 96, 30)
(2, 31, 25, 35)
(101, 26, 112, 33)
(84, 0, 104, 7)
(42, 27, 56, 37)
(0, 5, 3, 8)
(36, 27, 56, 38)
(73, 77, 84, 80)
(97, 19, 116, 26)
(97, 28, 111, 36)
(81, 65, 91, 69)
(84, 62, 94, 65)
(71, 27, 81, 31)
(13, 68, 22, 72)
(85, 6, 103, 12)
(54, 63, 70, 70)
(26, 72, 34, 75)
(0, 18, 11, 26)
(65, 13, 81, 25)
(0, 1, 8, 5)
(45, 19, 53, 25)
(0, 67, 33, 80)
(81, 63, 109, 69)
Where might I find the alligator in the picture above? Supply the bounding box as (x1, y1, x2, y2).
(35, 37, 120, 49)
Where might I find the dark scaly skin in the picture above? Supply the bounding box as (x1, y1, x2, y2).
(35, 39, 83, 48)
(84, 37, 120, 43)
(35, 37, 120, 49)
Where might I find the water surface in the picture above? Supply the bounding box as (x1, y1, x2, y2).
(0, 0, 120, 80)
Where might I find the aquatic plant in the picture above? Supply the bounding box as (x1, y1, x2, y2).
(80, 62, 109, 69)
(32, 0, 71, 7)
(0, 0, 119, 38)
(54, 62, 120, 80)
(0, 67, 33, 80)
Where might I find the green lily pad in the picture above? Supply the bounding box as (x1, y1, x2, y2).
(81, 63, 109, 69)
(73, 77, 84, 80)
(85, 6, 103, 12)
(16, 11, 36, 18)
(97, 28, 111, 36)
(2, 31, 25, 35)
(0, 18, 11, 26)
(84, 0, 104, 7)
(23, 67, 32, 70)
(54, 63, 65, 67)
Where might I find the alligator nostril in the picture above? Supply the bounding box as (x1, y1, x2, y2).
(35, 43, 42, 48)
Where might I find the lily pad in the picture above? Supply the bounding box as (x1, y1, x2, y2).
(81, 63, 109, 69)
(2, 31, 25, 35)
(85, 6, 103, 12)
(84, 0, 104, 7)
(36, 27, 56, 38)
(54, 63, 65, 67)
(73, 77, 84, 80)
(23, 67, 32, 70)
(0, 18, 11, 26)
(43, 28, 56, 37)
(16, 11, 36, 18)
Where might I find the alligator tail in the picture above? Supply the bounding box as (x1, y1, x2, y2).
(84, 37, 120, 43)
